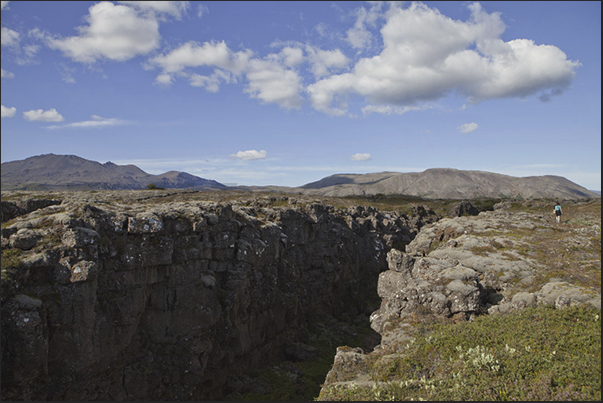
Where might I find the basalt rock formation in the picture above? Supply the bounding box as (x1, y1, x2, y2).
(1, 190, 435, 401)
(3, 192, 599, 401)
(318, 200, 601, 399)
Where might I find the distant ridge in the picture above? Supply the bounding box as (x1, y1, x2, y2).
(1, 154, 226, 191)
(298, 168, 600, 200)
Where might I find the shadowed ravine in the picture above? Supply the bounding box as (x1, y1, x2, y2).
(1, 191, 600, 401)
(1, 191, 433, 400)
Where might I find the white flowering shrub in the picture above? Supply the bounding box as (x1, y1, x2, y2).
(457, 345, 500, 372)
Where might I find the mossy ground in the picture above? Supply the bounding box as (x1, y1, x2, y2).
(318, 304, 601, 401)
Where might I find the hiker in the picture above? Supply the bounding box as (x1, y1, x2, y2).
(554, 201, 563, 224)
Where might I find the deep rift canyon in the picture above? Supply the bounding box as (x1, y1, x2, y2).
(1, 190, 600, 400)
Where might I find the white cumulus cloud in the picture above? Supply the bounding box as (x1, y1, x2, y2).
(22, 108, 64, 122)
(308, 2, 580, 115)
(304, 45, 350, 78)
(1, 26, 20, 47)
(1, 105, 17, 118)
(457, 122, 479, 133)
(1, 68, 15, 79)
(148, 40, 306, 110)
(350, 153, 371, 161)
(148, 40, 250, 75)
(47, 1, 162, 63)
(230, 149, 268, 161)
(244, 58, 303, 109)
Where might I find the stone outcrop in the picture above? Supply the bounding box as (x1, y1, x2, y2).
(1, 199, 62, 222)
(1, 192, 427, 401)
(3, 192, 599, 401)
(319, 204, 601, 398)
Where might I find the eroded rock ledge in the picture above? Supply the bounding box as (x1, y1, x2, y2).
(1, 192, 437, 401)
(318, 204, 601, 399)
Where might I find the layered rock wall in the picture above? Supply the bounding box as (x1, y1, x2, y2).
(1, 196, 419, 400)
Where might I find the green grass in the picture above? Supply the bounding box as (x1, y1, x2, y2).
(1, 248, 24, 282)
(318, 304, 601, 401)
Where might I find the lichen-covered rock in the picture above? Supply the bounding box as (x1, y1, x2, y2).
(9, 228, 42, 250)
(1, 192, 418, 401)
(319, 202, 600, 400)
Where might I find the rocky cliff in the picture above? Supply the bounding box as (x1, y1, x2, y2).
(1, 190, 434, 401)
(2, 191, 599, 401)
(317, 199, 601, 400)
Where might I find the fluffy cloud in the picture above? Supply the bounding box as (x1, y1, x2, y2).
(1, 68, 15, 79)
(47, 1, 162, 63)
(149, 40, 250, 75)
(22, 108, 64, 122)
(1, 105, 16, 118)
(244, 58, 303, 109)
(308, 2, 580, 115)
(73, 1, 577, 116)
(279, 46, 304, 68)
(457, 122, 479, 133)
(230, 149, 268, 161)
(1, 26, 20, 47)
(304, 46, 350, 78)
(149, 41, 306, 109)
(350, 153, 371, 161)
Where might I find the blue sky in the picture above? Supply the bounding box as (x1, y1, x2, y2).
(1, 1, 601, 190)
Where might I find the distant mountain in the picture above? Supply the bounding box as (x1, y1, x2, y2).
(1, 154, 226, 191)
(300, 168, 600, 200)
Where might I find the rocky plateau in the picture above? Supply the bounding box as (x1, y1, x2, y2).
(0, 189, 600, 401)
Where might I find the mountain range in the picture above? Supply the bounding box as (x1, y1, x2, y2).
(1, 154, 225, 191)
(296, 169, 600, 199)
(1, 154, 599, 199)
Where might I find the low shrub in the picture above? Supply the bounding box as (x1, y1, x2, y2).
(319, 304, 601, 401)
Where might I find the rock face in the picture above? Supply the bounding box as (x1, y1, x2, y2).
(373, 206, 601, 339)
(1, 198, 62, 222)
(318, 202, 601, 398)
(1, 192, 422, 401)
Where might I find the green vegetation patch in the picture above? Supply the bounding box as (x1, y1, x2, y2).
(319, 304, 601, 401)
(1, 248, 24, 282)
